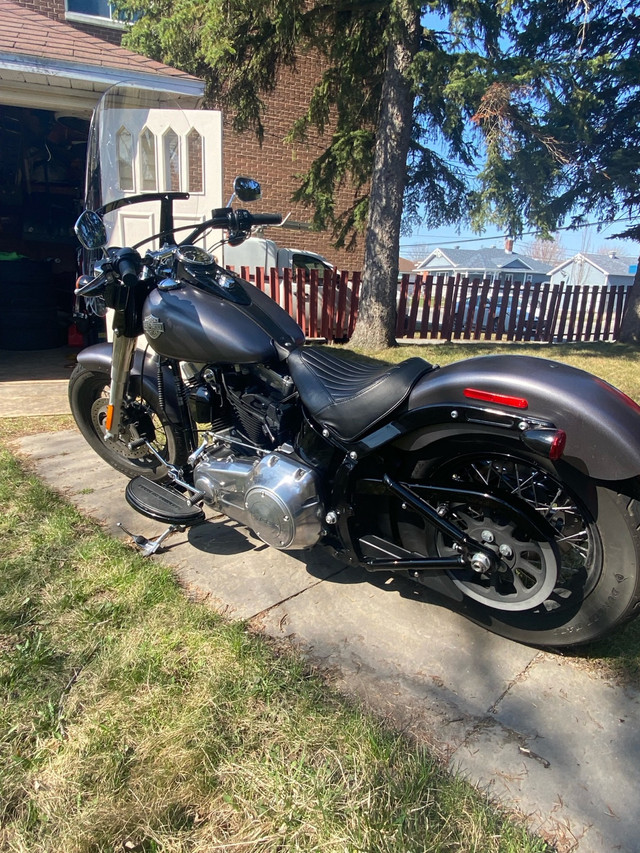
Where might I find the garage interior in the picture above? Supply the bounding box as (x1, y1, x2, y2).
(0, 103, 101, 351)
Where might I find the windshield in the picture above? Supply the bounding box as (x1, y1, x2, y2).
(85, 84, 218, 251)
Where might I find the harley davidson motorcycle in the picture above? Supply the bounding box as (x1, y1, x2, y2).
(69, 85, 640, 648)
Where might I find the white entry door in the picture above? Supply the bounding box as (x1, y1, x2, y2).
(97, 99, 223, 251)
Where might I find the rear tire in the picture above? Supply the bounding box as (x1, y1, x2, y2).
(68, 363, 188, 482)
(400, 446, 640, 647)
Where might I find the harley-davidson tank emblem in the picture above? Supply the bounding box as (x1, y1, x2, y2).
(143, 315, 164, 339)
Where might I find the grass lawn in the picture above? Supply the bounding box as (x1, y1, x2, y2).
(0, 440, 552, 852)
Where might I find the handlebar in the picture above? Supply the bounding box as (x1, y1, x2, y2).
(183, 208, 282, 246)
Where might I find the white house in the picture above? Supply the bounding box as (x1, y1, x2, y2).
(414, 245, 552, 284)
(548, 252, 639, 289)
(0, 0, 209, 348)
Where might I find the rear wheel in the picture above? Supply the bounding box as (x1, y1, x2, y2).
(401, 447, 640, 647)
(69, 364, 188, 481)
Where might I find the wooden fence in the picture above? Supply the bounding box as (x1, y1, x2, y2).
(233, 265, 631, 344)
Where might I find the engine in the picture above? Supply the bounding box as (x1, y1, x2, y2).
(193, 449, 324, 549)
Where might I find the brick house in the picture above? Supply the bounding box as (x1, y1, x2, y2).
(0, 0, 363, 347)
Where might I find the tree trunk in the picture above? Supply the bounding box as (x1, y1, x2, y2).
(618, 256, 640, 344)
(349, 1, 419, 351)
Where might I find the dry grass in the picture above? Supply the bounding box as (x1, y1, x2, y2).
(0, 414, 75, 442)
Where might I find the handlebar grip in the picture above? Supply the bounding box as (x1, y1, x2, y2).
(250, 213, 283, 226)
(114, 249, 141, 287)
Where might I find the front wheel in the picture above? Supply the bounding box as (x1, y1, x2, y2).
(68, 364, 189, 481)
(399, 448, 640, 647)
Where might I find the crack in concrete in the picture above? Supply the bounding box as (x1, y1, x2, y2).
(449, 651, 546, 758)
(248, 564, 350, 622)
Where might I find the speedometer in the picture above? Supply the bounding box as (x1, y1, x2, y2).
(176, 245, 214, 265)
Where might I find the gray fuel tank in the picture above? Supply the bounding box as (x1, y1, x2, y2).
(142, 272, 305, 364)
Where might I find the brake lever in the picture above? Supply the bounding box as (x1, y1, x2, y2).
(75, 272, 109, 297)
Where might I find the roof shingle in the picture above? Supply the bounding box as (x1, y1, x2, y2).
(0, 0, 198, 80)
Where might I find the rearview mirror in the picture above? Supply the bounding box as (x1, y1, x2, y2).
(233, 176, 262, 203)
(74, 210, 107, 250)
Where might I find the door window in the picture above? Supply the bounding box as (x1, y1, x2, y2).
(139, 127, 157, 191)
(163, 129, 181, 192)
(116, 126, 134, 191)
(187, 129, 204, 193)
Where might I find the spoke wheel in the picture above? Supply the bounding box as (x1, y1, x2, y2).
(431, 454, 599, 614)
(69, 364, 188, 481)
(437, 504, 559, 611)
(387, 443, 640, 646)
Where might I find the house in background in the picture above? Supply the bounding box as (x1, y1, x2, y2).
(548, 252, 638, 289)
(397, 256, 420, 281)
(414, 245, 552, 285)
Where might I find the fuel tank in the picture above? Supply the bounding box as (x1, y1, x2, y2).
(141, 264, 305, 364)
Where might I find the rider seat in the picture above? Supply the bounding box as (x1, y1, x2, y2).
(286, 347, 433, 443)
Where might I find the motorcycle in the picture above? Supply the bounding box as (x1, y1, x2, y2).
(69, 85, 640, 648)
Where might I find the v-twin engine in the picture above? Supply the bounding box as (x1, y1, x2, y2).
(193, 450, 323, 549)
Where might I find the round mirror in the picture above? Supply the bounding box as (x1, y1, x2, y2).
(233, 176, 261, 202)
(74, 210, 107, 250)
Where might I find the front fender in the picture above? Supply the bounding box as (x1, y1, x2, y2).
(76, 343, 185, 427)
(403, 354, 640, 481)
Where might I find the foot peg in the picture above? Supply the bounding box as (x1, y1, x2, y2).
(125, 476, 205, 525)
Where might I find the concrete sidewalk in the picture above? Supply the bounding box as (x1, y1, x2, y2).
(0, 347, 77, 417)
(10, 428, 640, 853)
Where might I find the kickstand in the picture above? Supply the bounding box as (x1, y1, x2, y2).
(117, 522, 184, 556)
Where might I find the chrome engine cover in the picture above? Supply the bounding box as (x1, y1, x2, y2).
(193, 451, 323, 549)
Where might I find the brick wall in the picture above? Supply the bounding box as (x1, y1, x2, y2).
(222, 56, 365, 271)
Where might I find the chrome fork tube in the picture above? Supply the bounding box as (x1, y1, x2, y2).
(105, 332, 137, 439)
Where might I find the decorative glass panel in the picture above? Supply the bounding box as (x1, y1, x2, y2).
(116, 126, 133, 191)
(187, 128, 203, 193)
(164, 129, 181, 192)
(140, 127, 157, 191)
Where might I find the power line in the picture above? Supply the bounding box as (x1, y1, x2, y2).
(400, 215, 638, 251)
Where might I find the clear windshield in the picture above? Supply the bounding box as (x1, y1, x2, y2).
(85, 84, 213, 250)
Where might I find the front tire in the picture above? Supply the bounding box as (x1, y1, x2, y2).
(68, 364, 188, 481)
(400, 447, 640, 647)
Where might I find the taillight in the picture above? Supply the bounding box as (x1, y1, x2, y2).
(522, 428, 566, 460)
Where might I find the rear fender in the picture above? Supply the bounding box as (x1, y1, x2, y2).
(76, 343, 186, 428)
(397, 354, 640, 481)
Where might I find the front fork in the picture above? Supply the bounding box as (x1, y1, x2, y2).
(105, 331, 137, 439)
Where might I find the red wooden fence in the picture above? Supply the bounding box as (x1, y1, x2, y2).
(232, 266, 630, 344)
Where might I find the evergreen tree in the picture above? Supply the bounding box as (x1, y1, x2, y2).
(117, 0, 640, 348)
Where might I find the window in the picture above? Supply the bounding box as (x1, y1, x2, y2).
(66, 0, 125, 25)
(186, 129, 203, 193)
(163, 129, 181, 192)
(292, 253, 333, 274)
(116, 126, 134, 191)
(139, 127, 157, 192)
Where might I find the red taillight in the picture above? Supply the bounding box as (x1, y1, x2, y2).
(521, 428, 566, 460)
(549, 429, 566, 460)
(464, 388, 529, 409)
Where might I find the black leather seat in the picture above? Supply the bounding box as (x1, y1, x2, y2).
(286, 347, 433, 442)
